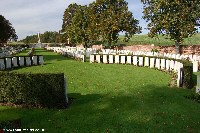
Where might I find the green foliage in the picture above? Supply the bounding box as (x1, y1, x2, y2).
(0, 15, 18, 45)
(182, 62, 194, 89)
(0, 72, 67, 108)
(142, 0, 200, 53)
(61, 0, 141, 47)
(2, 49, 200, 132)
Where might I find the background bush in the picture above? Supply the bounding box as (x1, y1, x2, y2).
(0, 72, 67, 108)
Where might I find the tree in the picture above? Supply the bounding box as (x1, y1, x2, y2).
(90, 0, 141, 46)
(142, 0, 200, 54)
(61, 3, 81, 45)
(0, 15, 18, 46)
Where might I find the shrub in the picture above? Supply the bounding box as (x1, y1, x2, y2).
(0, 72, 67, 108)
(182, 62, 193, 89)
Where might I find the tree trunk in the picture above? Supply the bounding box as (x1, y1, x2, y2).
(175, 41, 181, 54)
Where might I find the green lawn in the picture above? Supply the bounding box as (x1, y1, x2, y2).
(1, 49, 200, 132)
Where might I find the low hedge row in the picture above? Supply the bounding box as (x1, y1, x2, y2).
(0, 72, 68, 108)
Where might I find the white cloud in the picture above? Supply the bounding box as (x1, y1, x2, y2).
(0, 0, 147, 40)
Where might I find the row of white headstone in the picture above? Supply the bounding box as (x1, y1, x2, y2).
(90, 54, 184, 87)
(46, 46, 97, 62)
(0, 55, 44, 70)
(0, 47, 26, 58)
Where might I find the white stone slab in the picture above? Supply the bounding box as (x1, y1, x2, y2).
(108, 55, 113, 64)
(96, 55, 101, 63)
(155, 58, 160, 69)
(196, 75, 200, 94)
(25, 57, 31, 66)
(144, 57, 149, 67)
(138, 57, 144, 66)
(0, 58, 5, 70)
(6, 58, 12, 69)
(39, 56, 44, 65)
(133, 56, 138, 66)
(174, 61, 179, 72)
(12, 57, 18, 67)
(19, 57, 24, 66)
(193, 61, 198, 72)
(150, 58, 155, 68)
(126, 56, 132, 64)
(115, 55, 120, 63)
(90, 55, 94, 63)
(103, 55, 108, 63)
(120, 56, 125, 64)
(177, 64, 183, 87)
(80, 55, 85, 62)
(165, 60, 170, 71)
(170, 60, 175, 71)
(161, 59, 165, 70)
(32, 56, 38, 65)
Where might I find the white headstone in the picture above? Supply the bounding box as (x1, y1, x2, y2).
(12, 57, 18, 67)
(126, 56, 132, 64)
(25, 57, 31, 66)
(133, 56, 138, 66)
(109, 55, 114, 64)
(120, 56, 126, 64)
(19, 57, 24, 66)
(155, 58, 161, 69)
(39, 56, 44, 65)
(150, 58, 155, 68)
(177, 63, 183, 87)
(196, 75, 200, 94)
(6, 58, 12, 69)
(0, 58, 5, 70)
(90, 55, 94, 63)
(144, 57, 149, 67)
(32, 56, 38, 65)
(103, 55, 108, 63)
(166, 60, 170, 71)
(115, 55, 120, 64)
(138, 57, 144, 66)
(193, 61, 198, 72)
(161, 59, 165, 70)
(96, 55, 101, 63)
(170, 60, 175, 71)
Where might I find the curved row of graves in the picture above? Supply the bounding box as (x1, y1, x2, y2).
(90, 54, 195, 88)
(45, 46, 97, 62)
(0, 55, 44, 70)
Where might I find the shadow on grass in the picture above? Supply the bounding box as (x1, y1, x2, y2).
(1, 84, 199, 132)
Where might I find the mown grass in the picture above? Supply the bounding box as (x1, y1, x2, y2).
(1, 49, 200, 132)
(118, 34, 200, 46)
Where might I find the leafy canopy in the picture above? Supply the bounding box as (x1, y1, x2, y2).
(0, 15, 18, 45)
(142, 0, 200, 44)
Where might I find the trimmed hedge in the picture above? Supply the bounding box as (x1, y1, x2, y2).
(182, 63, 193, 89)
(0, 72, 67, 108)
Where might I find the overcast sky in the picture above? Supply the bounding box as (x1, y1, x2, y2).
(0, 0, 148, 40)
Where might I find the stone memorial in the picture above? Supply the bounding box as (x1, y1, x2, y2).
(193, 61, 198, 72)
(144, 57, 149, 67)
(96, 55, 101, 63)
(6, 58, 12, 69)
(90, 55, 94, 63)
(150, 58, 155, 68)
(12, 57, 18, 67)
(165, 60, 170, 70)
(133, 56, 138, 66)
(0, 58, 5, 70)
(39, 56, 44, 65)
(161, 59, 165, 70)
(155, 58, 160, 69)
(121, 55, 126, 64)
(103, 55, 108, 63)
(19, 57, 25, 66)
(25, 57, 31, 66)
(115, 55, 120, 64)
(138, 57, 144, 66)
(109, 55, 114, 64)
(32, 56, 38, 65)
(126, 56, 132, 64)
